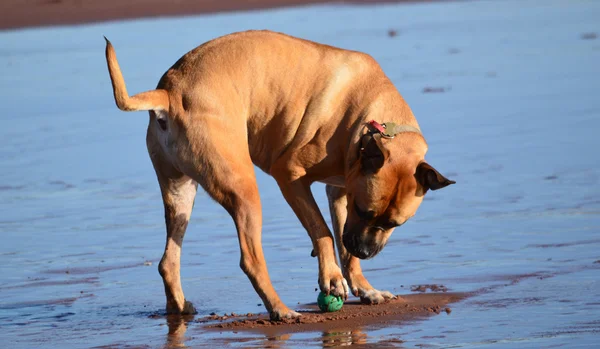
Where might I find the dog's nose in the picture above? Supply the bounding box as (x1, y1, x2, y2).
(356, 245, 379, 259)
(354, 247, 374, 260)
(343, 232, 380, 260)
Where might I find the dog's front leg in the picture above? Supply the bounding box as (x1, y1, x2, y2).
(326, 185, 397, 304)
(273, 175, 349, 299)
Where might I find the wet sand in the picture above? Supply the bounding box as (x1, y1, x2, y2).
(0, 0, 432, 30)
(201, 292, 464, 334)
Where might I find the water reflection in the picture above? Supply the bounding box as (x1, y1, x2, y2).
(250, 328, 370, 348)
(163, 314, 194, 349)
(320, 328, 368, 347)
(264, 333, 292, 348)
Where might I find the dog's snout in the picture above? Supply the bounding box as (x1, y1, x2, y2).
(343, 229, 384, 260)
(347, 242, 380, 260)
(354, 247, 376, 260)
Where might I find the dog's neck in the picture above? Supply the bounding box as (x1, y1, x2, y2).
(344, 119, 423, 176)
(365, 120, 421, 139)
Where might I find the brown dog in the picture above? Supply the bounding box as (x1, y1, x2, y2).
(104, 30, 454, 320)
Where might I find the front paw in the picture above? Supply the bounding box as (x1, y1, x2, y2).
(270, 306, 301, 321)
(359, 289, 397, 305)
(347, 273, 397, 304)
(319, 263, 349, 299)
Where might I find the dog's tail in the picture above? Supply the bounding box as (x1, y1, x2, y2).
(104, 37, 170, 112)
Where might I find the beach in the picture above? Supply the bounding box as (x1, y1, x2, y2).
(1, 0, 599, 347)
(0, 0, 426, 30)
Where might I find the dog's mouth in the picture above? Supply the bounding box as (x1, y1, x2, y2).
(342, 226, 386, 260)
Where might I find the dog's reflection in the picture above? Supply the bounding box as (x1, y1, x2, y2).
(264, 333, 293, 348)
(320, 328, 367, 347)
(259, 329, 366, 348)
(163, 314, 194, 348)
(162, 315, 404, 348)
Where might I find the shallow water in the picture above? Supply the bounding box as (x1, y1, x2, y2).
(1, 0, 599, 347)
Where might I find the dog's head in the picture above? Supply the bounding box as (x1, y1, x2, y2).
(343, 128, 454, 259)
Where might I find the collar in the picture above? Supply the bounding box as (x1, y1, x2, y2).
(367, 120, 422, 139)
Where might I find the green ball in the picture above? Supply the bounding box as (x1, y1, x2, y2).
(317, 291, 344, 312)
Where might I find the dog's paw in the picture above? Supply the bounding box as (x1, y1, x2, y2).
(319, 264, 349, 299)
(346, 272, 398, 304)
(166, 300, 197, 315)
(270, 307, 301, 321)
(358, 288, 398, 305)
(182, 300, 197, 314)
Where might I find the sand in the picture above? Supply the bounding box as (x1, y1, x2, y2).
(0, 0, 429, 30)
(198, 292, 466, 335)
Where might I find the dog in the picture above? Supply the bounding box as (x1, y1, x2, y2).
(104, 30, 454, 320)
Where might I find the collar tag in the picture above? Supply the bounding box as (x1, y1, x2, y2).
(368, 120, 387, 134)
(368, 120, 421, 139)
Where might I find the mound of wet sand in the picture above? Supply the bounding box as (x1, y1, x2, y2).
(199, 292, 466, 334)
(0, 0, 432, 30)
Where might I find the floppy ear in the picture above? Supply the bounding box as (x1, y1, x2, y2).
(360, 134, 385, 174)
(415, 162, 455, 192)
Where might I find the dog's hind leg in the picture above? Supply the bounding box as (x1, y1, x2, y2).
(149, 144, 198, 315)
(326, 184, 396, 304)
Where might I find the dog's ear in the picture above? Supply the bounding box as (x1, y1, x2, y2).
(360, 134, 386, 174)
(415, 162, 455, 192)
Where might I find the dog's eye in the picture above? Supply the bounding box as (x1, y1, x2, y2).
(354, 201, 376, 221)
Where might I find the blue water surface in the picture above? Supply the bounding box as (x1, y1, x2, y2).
(1, 0, 599, 347)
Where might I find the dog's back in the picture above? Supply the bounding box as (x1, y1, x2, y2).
(156, 30, 393, 171)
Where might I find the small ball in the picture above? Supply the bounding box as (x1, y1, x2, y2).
(317, 291, 343, 312)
